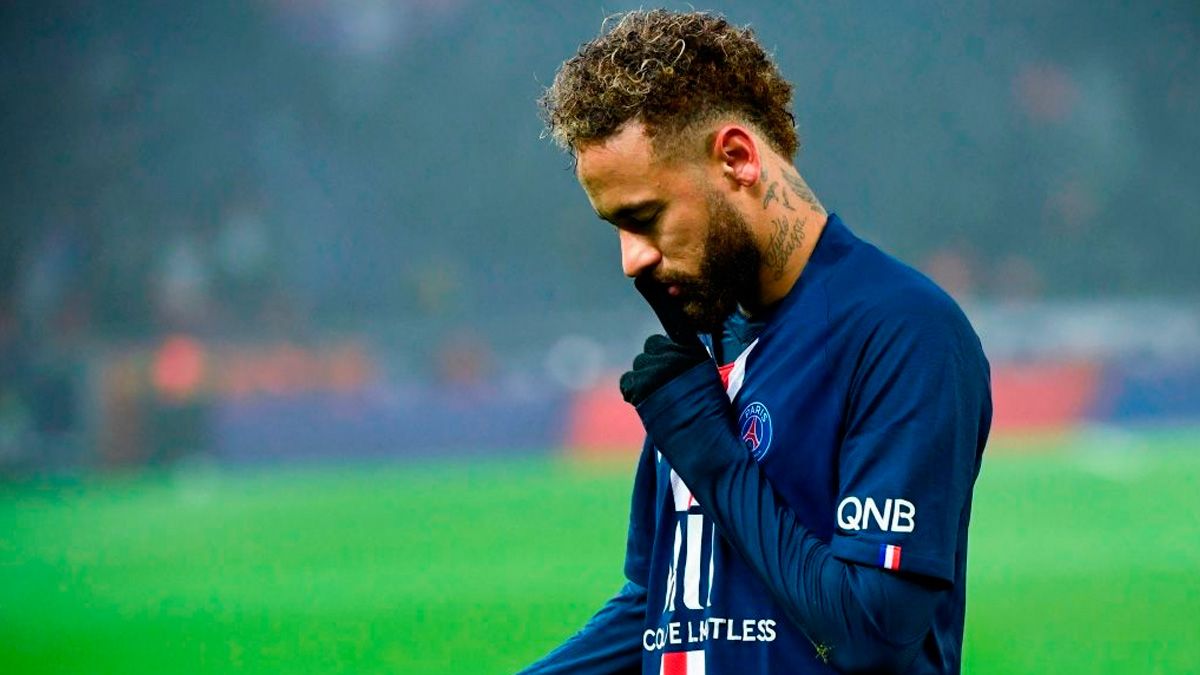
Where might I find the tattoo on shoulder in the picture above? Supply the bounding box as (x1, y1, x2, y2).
(782, 169, 826, 216)
(764, 215, 807, 280)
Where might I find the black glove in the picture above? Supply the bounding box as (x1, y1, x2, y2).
(619, 276, 710, 406)
(620, 334, 710, 405)
(633, 275, 702, 347)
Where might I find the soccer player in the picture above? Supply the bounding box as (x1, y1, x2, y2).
(521, 10, 991, 674)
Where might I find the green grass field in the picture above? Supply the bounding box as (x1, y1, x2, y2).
(3, 430, 1199, 674)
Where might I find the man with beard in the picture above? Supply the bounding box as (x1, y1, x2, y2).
(521, 10, 991, 675)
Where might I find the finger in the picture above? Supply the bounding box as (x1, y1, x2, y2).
(643, 334, 673, 353)
(632, 350, 659, 371)
(635, 275, 701, 345)
(618, 370, 639, 403)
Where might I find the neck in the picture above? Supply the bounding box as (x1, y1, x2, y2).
(743, 161, 828, 314)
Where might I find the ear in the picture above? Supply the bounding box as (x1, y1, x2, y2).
(712, 124, 761, 188)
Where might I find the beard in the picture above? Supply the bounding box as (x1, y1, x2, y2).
(655, 190, 762, 335)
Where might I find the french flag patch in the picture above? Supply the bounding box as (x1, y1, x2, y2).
(879, 544, 902, 570)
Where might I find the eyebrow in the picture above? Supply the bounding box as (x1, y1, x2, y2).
(596, 199, 662, 224)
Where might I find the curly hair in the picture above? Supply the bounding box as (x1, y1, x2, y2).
(539, 10, 797, 159)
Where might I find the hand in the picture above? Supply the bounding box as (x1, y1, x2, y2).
(623, 279, 738, 486)
(621, 276, 735, 477)
(620, 276, 710, 406)
(620, 334, 709, 405)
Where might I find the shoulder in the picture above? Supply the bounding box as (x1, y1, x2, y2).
(827, 233, 974, 340)
(812, 233, 986, 380)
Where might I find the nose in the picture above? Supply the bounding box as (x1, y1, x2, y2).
(619, 229, 662, 278)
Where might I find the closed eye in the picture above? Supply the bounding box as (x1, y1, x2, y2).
(597, 200, 663, 232)
(622, 210, 660, 233)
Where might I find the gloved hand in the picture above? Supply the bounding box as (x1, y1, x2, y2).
(619, 334, 709, 405)
(622, 275, 738, 479)
(619, 276, 710, 405)
(632, 274, 702, 348)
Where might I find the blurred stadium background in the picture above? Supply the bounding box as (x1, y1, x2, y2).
(2, 1, 1198, 673)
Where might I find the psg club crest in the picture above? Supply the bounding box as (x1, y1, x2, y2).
(739, 401, 773, 461)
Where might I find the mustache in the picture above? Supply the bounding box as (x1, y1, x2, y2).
(644, 270, 699, 288)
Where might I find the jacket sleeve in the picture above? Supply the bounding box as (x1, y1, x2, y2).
(516, 581, 646, 675)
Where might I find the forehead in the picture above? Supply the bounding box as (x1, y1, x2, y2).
(575, 123, 684, 218)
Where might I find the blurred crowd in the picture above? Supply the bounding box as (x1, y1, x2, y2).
(1, 1, 1197, 470)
